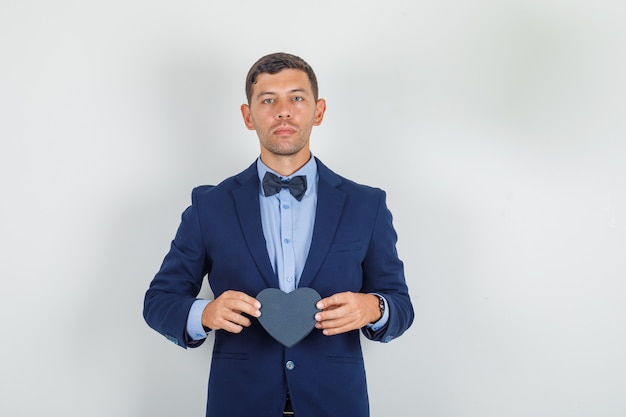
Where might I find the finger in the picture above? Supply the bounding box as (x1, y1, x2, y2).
(203, 296, 257, 331)
(206, 308, 253, 333)
(222, 290, 262, 309)
(315, 305, 355, 330)
(316, 296, 334, 310)
(215, 291, 261, 318)
(316, 292, 349, 310)
(221, 309, 253, 327)
(315, 305, 346, 322)
(228, 298, 261, 318)
(219, 320, 245, 334)
(320, 324, 354, 336)
(315, 315, 346, 330)
(315, 317, 357, 336)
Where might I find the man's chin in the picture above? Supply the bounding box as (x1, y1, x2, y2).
(263, 141, 308, 157)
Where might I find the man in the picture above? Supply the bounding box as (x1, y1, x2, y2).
(144, 52, 414, 417)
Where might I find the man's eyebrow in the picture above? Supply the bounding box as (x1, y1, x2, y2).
(256, 91, 275, 98)
(255, 88, 311, 99)
(289, 88, 309, 95)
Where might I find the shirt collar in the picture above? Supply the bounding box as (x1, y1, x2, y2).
(257, 155, 318, 198)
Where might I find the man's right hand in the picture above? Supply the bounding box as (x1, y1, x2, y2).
(201, 290, 261, 333)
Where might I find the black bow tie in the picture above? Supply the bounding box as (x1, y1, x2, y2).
(262, 172, 307, 201)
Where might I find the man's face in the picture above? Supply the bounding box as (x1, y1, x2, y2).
(241, 69, 326, 166)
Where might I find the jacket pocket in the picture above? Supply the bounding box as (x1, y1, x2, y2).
(212, 351, 249, 360)
(327, 355, 364, 365)
(329, 240, 362, 253)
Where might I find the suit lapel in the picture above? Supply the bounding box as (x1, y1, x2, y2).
(232, 164, 278, 289)
(299, 160, 346, 288)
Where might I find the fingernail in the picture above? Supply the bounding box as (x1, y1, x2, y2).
(315, 313, 321, 321)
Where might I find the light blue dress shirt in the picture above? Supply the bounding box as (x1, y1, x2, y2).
(257, 156, 317, 292)
(186, 155, 388, 340)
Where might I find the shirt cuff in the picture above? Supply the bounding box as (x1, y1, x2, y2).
(186, 299, 212, 341)
(366, 293, 389, 331)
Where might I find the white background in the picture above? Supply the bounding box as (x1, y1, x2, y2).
(1, 1, 625, 416)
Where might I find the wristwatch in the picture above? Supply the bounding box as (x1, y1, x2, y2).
(374, 294, 385, 322)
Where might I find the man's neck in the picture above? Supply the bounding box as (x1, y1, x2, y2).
(260, 152, 311, 177)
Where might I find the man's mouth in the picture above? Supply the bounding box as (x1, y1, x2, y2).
(273, 125, 297, 135)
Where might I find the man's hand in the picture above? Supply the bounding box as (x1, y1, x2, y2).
(202, 290, 261, 333)
(314, 292, 381, 336)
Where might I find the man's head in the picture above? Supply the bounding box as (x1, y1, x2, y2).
(245, 52, 319, 104)
(241, 52, 326, 175)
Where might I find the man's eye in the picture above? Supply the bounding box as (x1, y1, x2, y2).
(263, 98, 274, 104)
(293, 96, 303, 102)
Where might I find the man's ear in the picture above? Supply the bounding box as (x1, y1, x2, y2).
(313, 98, 327, 126)
(241, 104, 255, 130)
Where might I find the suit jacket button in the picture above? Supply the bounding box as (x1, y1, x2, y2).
(285, 360, 295, 371)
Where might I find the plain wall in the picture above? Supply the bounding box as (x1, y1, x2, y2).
(1, 1, 625, 416)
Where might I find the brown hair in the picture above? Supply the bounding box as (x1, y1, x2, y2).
(245, 52, 319, 103)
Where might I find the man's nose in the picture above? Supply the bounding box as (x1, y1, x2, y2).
(276, 103, 292, 119)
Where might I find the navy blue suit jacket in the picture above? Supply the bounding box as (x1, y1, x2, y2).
(144, 158, 414, 417)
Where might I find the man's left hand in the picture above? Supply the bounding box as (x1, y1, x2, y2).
(314, 292, 381, 336)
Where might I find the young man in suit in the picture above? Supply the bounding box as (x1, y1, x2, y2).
(144, 52, 414, 417)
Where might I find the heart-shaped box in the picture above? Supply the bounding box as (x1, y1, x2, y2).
(256, 287, 321, 348)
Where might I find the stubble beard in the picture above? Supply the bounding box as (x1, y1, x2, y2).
(261, 133, 309, 157)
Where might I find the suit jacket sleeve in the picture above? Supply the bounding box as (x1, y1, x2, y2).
(143, 187, 212, 349)
(360, 190, 414, 343)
